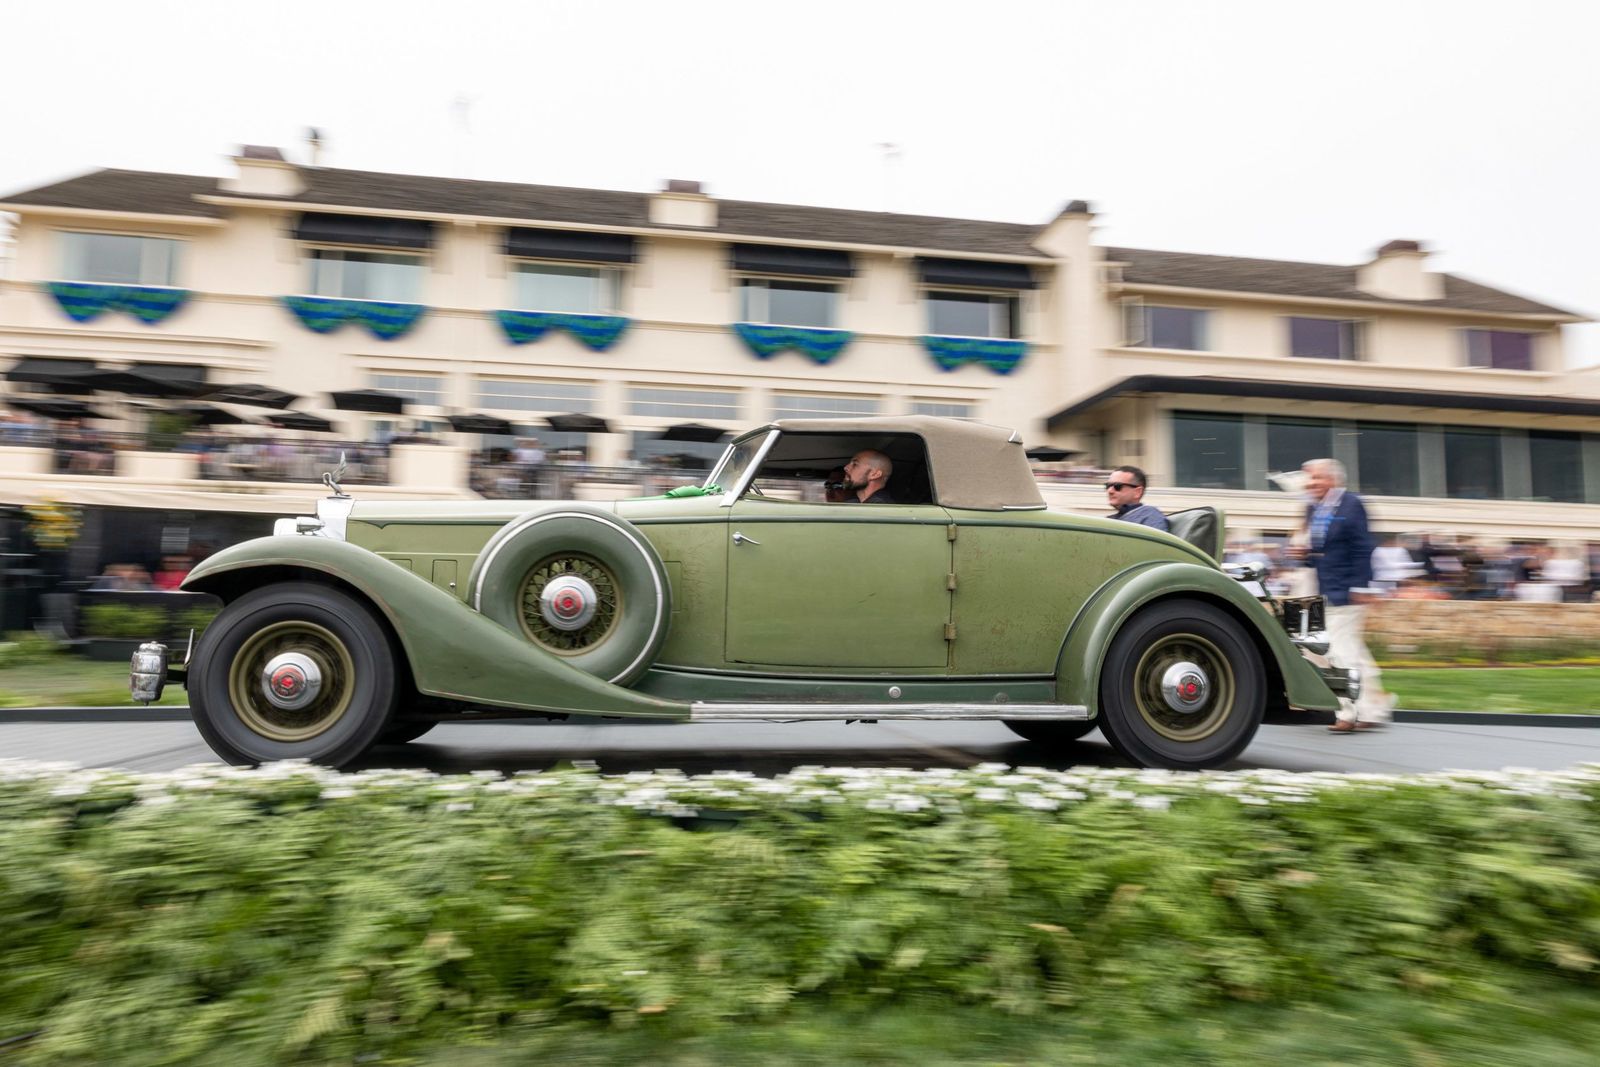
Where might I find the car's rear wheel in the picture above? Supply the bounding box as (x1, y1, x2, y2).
(1002, 720, 1098, 744)
(189, 582, 397, 766)
(1096, 599, 1264, 770)
(469, 508, 671, 686)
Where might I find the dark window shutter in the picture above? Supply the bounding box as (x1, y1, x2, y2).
(294, 213, 434, 250)
(730, 243, 854, 279)
(503, 228, 637, 264)
(917, 256, 1036, 290)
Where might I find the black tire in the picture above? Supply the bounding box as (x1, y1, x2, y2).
(1002, 720, 1099, 744)
(376, 721, 436, 745)
(468, 508, 671, 686)
(1095, 599, 1264, 770)
(189, 582, 398, 767)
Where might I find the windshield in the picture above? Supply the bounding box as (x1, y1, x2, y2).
(703, 431, 771, 494)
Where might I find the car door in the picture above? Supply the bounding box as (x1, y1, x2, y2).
(724, 497, 952, 668)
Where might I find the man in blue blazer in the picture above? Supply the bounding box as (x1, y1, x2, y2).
(1301, 458, 1392, 732)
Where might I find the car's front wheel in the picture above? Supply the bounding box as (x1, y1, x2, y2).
(189, 582, 398, 766)
(1095, 599, 1264, 770)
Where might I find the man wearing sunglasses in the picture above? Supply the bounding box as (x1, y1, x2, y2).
(1105, 466, 1168, 531)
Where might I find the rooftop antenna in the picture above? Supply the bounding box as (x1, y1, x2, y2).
(876, 141, 902, 213)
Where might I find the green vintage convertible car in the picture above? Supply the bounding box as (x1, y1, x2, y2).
(130, 416, 1353, 770)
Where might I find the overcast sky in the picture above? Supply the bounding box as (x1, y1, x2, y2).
(5, 0, 1597, 366)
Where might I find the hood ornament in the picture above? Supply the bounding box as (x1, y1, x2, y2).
(322, 451, 351, 499)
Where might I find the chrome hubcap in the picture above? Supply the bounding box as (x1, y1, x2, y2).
(261, 652, 323, 711)
(540, 574, 598, 631)
(1159, 661, 1209, 713)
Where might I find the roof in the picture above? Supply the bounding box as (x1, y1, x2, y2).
(1106, 246, 1575, 317)
(1045, 375, 1600, 430)
(760, 415, 1045, 511)
(0, 166, 1574, 312)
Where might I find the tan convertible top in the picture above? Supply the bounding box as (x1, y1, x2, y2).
(762, 415, 1045, 511)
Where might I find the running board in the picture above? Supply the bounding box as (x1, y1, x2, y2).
(688, 702, 1089, 722)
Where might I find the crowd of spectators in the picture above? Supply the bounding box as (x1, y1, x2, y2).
(1226, 534, 1598, 604)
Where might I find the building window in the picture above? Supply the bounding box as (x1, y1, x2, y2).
(370, 373, 445, 407)
(925, 291, 1019, 339)
(308, 249, 424, 302)
(627, 386, 740, 420)
(1127, 304, 1209, 351)
(1288, 317, 1363, 360)
(1443, 426, 1503, 499)
(738, 279, 838, 328)
(511, 262, 621, 315)
(910, 399, 974, 419)
(1173, 411, 1244, 490)
(771, 393, 880, 419)
(1463, 329, 1534, 371)
(1353, 422, 1420, 497)
(59, 232, 178, 286)
(1528, 430, 1586, 503)
(1266, 417, 1334, 481)
(475, 378, 596, 413)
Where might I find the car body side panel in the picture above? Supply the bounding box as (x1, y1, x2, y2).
(627, 513, 729, 668)
(181, 536, 692, 720)
(946, 511, 1203, 674)
(1055, 560, 1342, 715)
(722, 500, 953, 669)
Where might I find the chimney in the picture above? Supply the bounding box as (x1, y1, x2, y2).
(1032, 199, 1095, 258)
(650, 178, 716, 228)
(1356, 239, 1442, 301)
(220, 145, 306, 197)
(306, 127, 325, 166)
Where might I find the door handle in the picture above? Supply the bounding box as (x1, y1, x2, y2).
(732, 531, 761, 546)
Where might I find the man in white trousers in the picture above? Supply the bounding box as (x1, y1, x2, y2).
(1298, 458, 1393, 732)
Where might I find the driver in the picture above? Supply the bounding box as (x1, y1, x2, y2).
(841, 449, 895, 503)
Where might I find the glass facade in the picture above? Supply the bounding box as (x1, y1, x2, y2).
(1529, 430, 1586, 503)
(1174, 412, 1595, 502)
(1142, 306, 1208, 350)
(738, 279, 838, 328)
(1173, 412, 1245, 489)
(371, 373, 445, 407)
(626, 386, 740, 420)
(1288, 317, 1362, 360)
(308, 249, 424, 302)
(511, 263, 620, 314)
(1464, 329, 1534, 371)
(475, 378, 596, 413)
(910, 400, 974, 419)
(771, 393, 880, 419)
(925, 291, 1018, 339)
(60, 232, 178, 286)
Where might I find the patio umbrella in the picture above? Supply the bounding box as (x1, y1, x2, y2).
(7, 397, 110, 420)
(169, 402, 255, 428)
(266, 412, 336, 433)
(200, 383, 301, 409)
(329, 389, 408, 414)
(1025, 446, 1083, 462)
(447, 412, 515, 435)
(658, 422, 728, 443)
(84, 368, 206, 399)
(544, 412, 611, 434)
(6, 357, 102, 394)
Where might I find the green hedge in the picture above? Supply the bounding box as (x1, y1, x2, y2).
(3, 761, 1599, 1064)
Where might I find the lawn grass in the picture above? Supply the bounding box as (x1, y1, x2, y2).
(419, 982, 1600, 1067)
(1386, 666, 1600, 714)
(0, 656, 187, 708)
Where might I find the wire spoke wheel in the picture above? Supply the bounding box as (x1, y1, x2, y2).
(1130, 632, 1234, 741)
(226, 620, 355, 742)
(518, 553, 622, 654)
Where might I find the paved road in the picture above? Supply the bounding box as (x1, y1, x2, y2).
(3, 718, 1598, 775)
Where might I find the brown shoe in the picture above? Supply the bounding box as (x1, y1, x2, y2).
(1328, 721, 1357, 733)
(1353, 721, 1386, 731)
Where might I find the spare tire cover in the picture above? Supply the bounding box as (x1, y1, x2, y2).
(468, 508, 671, 686)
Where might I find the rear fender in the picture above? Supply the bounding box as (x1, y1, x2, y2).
(1056, 561, 1340, 716)
(183, 536, 690, 720)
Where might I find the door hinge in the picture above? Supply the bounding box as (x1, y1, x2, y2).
(946, 573, 957, 591)
(944, 623, 957, 641)
(947, 524, 958, 542)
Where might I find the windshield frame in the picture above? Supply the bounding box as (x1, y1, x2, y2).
(705, 428, 779, 507)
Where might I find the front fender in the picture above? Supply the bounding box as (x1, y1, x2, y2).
(183, 536, 691, 720)
(1055, 561, 1340, 716)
